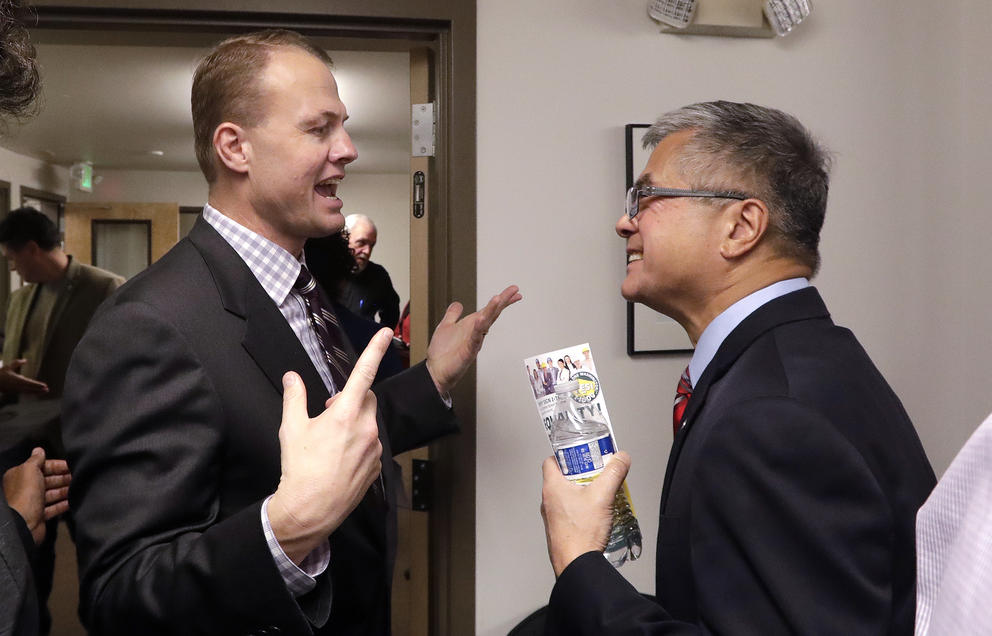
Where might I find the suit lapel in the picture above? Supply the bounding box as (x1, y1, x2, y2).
(2, 285, 36, 362)
(187, 217, 330, 416)
(39, 257, 81, 358)
(189, 218, 389, 548)
(659, 287, 831, 510)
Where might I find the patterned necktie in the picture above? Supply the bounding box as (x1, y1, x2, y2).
(672, 366, 692, 436)
(293, 265, 352, 392)
(295, 265, 385, 505)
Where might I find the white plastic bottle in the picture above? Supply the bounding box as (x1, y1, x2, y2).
(549, 381, 642, 567)
(549, 380, 615, 483)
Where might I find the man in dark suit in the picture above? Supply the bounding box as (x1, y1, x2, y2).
(540, 101, 935, 634)
(61, 30, 519, 635)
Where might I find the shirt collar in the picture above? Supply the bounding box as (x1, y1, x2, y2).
(202, 204, 304, 306)
(687, 277, 809, 388)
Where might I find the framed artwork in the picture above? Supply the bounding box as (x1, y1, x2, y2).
(624, 123, 693, 355)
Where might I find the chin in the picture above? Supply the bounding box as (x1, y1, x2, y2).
(319, 210, 345, 234)
(620, 279, 641, 303)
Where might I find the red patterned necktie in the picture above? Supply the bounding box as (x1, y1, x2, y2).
(672, 366, 692, 436)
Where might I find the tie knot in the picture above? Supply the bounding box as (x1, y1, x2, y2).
(294, 265, 316, 294)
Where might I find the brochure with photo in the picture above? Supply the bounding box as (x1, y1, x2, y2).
(523, 342, 610, 442)
(523, 342, 642, 566)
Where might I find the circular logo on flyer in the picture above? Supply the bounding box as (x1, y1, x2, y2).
(571, 370, 599, 403)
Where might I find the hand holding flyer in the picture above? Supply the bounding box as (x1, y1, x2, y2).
(525, 343, 642, 567)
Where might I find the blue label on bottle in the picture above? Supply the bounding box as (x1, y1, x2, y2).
(556, 434, 615, 479)
(598, 436, 615, 456)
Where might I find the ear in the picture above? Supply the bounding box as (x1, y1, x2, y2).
(213, 122, 251, 176)
(720, 199, 769, 260)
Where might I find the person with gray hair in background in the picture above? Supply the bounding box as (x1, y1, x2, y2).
(335, 213, 401, 329)
(540, 101, 935, 635)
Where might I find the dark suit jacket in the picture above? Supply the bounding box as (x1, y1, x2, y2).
(548, 287, 936, 635)
(62, 217, 456, 636)
(338, 262, 401, 329)
(0, 492, 38, 636)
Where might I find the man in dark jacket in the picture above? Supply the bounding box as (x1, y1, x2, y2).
(541, 101, 935, 635)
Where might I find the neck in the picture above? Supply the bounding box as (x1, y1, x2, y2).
(208, 186, 303, 258)
(680, 257, 810, 344)
(37, 249, 70, 284)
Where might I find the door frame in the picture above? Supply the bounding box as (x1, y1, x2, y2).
(28, 4, 478, 635)
(19, 185, 66, 238)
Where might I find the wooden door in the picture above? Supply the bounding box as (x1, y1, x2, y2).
(391, 47, 434, 636)
(63, 202, 179, 275)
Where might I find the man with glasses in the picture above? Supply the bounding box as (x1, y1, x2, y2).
(540, 101, 935, 634)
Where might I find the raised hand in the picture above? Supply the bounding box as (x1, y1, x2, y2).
(3, 447, 71, 545)
(425, 285, 522, 395)
(268, 327, 392, 564)
(541, 451, 631, 577)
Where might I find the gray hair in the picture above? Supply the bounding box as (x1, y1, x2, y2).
(643, 101, 831, 274)
(344, 214, 376, 233)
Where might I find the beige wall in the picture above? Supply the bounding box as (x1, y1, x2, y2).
(475, 0, 992, 633)
(0, 145, 70, 205)
(68, 168, 206, 207)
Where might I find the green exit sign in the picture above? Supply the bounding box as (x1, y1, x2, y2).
(78, 163, 93, 192)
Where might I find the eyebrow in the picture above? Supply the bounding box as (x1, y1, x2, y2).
(634, 174, 652, 189)
(301, 110, 345, 128)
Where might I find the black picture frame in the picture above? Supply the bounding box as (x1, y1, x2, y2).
(625, 123, 693, 355)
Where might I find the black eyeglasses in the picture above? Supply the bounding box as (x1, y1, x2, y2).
(625, 186, 750, 221)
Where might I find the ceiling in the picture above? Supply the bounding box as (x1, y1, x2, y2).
(0, 34, 411, 174)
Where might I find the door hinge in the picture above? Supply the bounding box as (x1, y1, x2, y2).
(411, 103, 436, 157)
(411, 458, 432, 511)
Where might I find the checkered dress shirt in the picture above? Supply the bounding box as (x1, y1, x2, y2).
(203, 205, 331, 597)
(915, 412, 992, 635)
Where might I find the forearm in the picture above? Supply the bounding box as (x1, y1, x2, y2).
(374, 361, 458, 455)
(84, 503, 318, 635)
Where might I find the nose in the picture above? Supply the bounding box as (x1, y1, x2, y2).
(331, 129, 358, 166)
(616, 212, 636, 238)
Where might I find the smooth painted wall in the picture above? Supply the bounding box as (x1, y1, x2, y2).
(68, 168, 207, 207)
(475, 1, 992, 633)
(0, 145, 70, 205)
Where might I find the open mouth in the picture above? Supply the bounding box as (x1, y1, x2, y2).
(315, 177, 341, 199)
(627, 253, 643, 265)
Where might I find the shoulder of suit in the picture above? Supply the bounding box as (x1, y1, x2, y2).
(73, 261, 121, 280)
